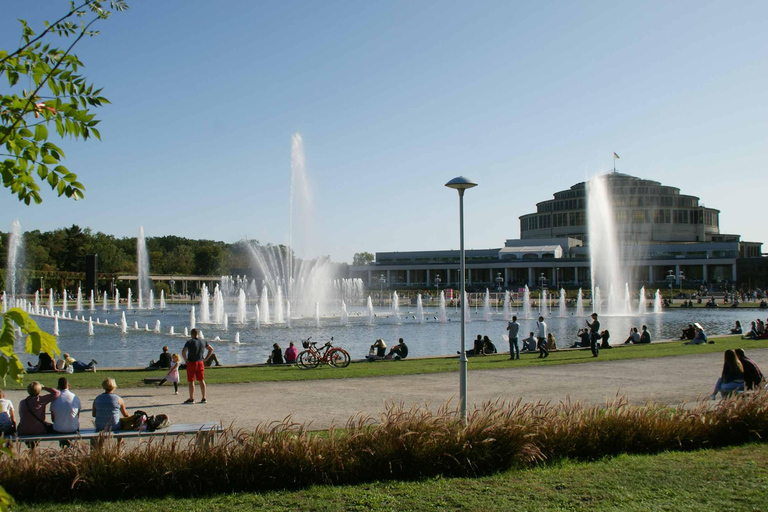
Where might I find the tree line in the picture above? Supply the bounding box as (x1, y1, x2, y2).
(0, 225, 307, 293)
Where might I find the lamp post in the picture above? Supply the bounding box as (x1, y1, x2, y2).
(666, 270, 675, 304)
(434, 274, 441, 308)
(539, 272, 548, 314)
(678, 270, 685, 296)
(378, 274, 386, 307)
(495, 272, 504, 312)
(445, 175, 477, 425)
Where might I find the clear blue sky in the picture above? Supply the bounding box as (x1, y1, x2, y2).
(2, 1, 767, 262)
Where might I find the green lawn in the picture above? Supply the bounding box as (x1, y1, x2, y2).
(13, 442, 768, 511)
(11, 335, 767, 390)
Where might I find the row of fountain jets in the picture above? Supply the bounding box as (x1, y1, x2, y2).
(2, 280, 666, 338)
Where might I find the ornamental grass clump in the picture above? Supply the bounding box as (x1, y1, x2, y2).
(1, 391, 767, 503)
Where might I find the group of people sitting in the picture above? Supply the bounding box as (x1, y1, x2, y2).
(680, 323, 710, 344)
(622, 325, 652, 344)
(0, 376, 134, 443)
(739, 318, 768, 340)
(267, 342, 299, 364)
(367, 338, 409, 361)
(461, 335, 498, 357)
(27, 352, 98, 374)
(711, 348, 764, 398)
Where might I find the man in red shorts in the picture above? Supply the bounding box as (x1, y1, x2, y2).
(181, 329, 213, 404)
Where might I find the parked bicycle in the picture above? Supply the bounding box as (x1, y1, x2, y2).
(297, 337, 351, 369)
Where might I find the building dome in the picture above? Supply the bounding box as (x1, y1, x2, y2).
(519, 172, 720, 244)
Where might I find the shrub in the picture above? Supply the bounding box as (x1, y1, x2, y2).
(1, 391, 767, 503)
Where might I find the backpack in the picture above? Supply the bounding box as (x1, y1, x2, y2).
(146, 414, 171, 432)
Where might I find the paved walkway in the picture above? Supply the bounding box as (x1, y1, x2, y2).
(7, 348, 768, 431)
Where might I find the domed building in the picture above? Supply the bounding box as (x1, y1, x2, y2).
(349, 172, 763, 292)
(519, 172, 721, 244)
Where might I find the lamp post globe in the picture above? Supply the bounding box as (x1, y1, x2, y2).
(445, 175, 477, 426)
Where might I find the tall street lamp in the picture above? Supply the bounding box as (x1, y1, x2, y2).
(666, 270, 675, 304)
(378, 274, 386, 307)
(434, 273, 441, 308)
(445, 175, 477, 425)
(495, 272, 504, 312)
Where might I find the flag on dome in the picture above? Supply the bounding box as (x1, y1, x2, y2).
(614, 152, 620, 159)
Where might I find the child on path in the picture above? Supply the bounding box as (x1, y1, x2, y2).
(157, 353, 181, 395)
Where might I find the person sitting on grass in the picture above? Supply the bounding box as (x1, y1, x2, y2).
(385, 338, 409, 360)
(284, 341, 298, 364)
(685, 325, 708, 345)
(639, 325, 651, 344)
(710, 349, 745, 399)
(600, 330, 612, 349)
(26, 351, 55, 373)
(623, 327, 641, 344)
(735, 348, 764, 390)
(148, 346, 172, 369)
(204, 350, 222, 367)
(522, 332, 537, 352)
(367, 339, 387, 360)
(546, 332, 557, 351)
(483, 336, 498, 354)
(268, 343, 284, 364)
(743, 321, 758, 339)
(680, 324, 696, 340)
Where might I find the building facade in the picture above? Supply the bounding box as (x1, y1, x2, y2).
(349, 173, 763, 291)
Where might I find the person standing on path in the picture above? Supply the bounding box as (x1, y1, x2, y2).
(506, 316, 520, 360)
(182, 328, 213, 404)
(587, 313, 600, 357)
(536, 316, 549, 358)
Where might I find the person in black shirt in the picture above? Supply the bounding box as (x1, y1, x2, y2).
(268, 343, 284, 364)
(149, 346, 172, 369)
(386, 338, 409, 360)
(181, 329, 213, 404)
(27, 352, 55, 373)
(586, 313, 600, 357)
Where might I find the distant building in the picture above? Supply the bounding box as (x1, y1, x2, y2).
(349, 172, 763, 290)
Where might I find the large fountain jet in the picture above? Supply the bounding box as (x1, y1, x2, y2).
(5, 220, 24, 302)
(587, 174, 635, 315)
(137, 226, 151, 309)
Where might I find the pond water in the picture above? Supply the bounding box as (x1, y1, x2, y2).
(18, 305, 764, 368)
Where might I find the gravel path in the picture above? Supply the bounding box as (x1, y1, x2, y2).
(7, 348, 768, 431)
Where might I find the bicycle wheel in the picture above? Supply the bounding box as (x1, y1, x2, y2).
(298, 350, 320, 369)
(328, 348, 350, 368)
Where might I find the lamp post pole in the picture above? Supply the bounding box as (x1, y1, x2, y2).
(495, 272, 503, 313)
(378, 274, 386, 307)
(446, 176, 477, 426)
(666, 270, 675, 304)
(434, 274, 441, 310)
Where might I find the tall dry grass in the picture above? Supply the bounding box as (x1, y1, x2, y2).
(1, 391, 767, 502)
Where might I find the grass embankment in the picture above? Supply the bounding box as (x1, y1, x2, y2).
(3, 392, 768, 506)
(12, 442, 768, 511)
(11, 335, 768, 390)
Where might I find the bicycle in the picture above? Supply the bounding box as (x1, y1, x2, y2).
(297, 337, 351, 369)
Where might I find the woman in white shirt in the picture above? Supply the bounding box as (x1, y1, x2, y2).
(0, 389, 17, 435)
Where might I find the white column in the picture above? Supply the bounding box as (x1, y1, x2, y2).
(406, 269, 411, 286)
(675, 264, 681, 284)
(702, 264, 708, 282)
(528, 267, 534, 287)
(368, 270, 372, 287)
(447, 269, 452, 287)
(732, 264, 737, 282)
(648, 266, 653, 284)
(426, 269, 430, 288)
(386, 270, 391, 286)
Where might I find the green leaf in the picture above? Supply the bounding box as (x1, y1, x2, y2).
(34, 124, 48, 142)
(42, 154, 58, 164)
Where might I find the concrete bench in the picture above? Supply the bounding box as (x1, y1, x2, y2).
(11, 422, 222, 444)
